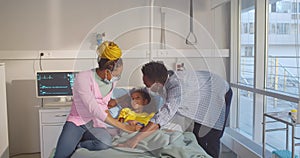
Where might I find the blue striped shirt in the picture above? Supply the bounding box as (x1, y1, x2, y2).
(150, 70, 229, 130)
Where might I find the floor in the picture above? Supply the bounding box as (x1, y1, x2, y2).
(10, 153, 40, 158)
(220, 144, 237, 158)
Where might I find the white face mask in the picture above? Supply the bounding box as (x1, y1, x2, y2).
(147, 83, 167, 105)
(150, 83, 163, 92)
(131, 100, 143, 111)
(103, 76, 119, 84)
(147, 83, 164, 97)
(111, 76, 120, 82)
(102, 70, 121, 84)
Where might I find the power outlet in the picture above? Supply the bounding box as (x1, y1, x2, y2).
(39, 51, 51, 57)
(175, 62, 185, 71)
(44, 52, 51, 57)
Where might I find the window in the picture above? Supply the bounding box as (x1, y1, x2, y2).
(290, 23, 298, 34)
(276, 23, 290, 34)
(237, 0, 256, 138)
(292, 2, 298, 13)
(245, 46, 253, 56)
(240, 0, 255, 88)
(269, 23, 276, 34)
(271, 3, 277, 12)
(265, 96, 298, 150)
(249, 23, 255, 34)
(276, 1, 292, 13)
(238, 89, 254, 136)
(267, 2, 299, 98)
(231, 0, 300, 156)
(242, 23, 248, 34)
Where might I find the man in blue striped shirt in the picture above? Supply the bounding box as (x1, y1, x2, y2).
(117, 61, 232, 158)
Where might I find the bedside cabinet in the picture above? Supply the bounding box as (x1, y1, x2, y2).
(39, 107, 70, 158)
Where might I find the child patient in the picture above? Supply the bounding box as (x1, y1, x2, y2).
(117, 88, 155, 128)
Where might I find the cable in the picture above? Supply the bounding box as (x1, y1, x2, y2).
(39, 52, 44, 71)
(39, 52, 44, 107)
(41, 98, 44, 107)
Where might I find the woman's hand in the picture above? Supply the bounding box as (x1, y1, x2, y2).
(108, 99, 117, 109)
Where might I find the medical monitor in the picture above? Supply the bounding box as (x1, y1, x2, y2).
(36, 71, 77, 99)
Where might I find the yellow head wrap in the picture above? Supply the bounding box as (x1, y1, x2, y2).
(97, 41, 122, 60)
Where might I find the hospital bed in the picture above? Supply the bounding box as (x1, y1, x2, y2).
(53, 87, 212, 158)
(71, 130, 211, 158)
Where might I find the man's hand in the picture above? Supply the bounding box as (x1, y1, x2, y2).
(126, 120, 138, 126)
(127, 120, 143, 131)
(116, 137, 140, 148)
(124, 123, 139, 133)
(116, 122, 159, 149)
(108, 99, 118, 108)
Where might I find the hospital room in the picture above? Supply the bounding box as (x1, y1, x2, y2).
(1, 0, 300, 158)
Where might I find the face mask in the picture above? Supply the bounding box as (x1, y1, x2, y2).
(103, 77, 119, 84)
(148, 82, 163, 92)
(102, 70, 120, 84)
(147, 83, 164, 97)
(131, 100, 142, 109)
(102, 78, 111, 84)
(111, 76, 120, 82)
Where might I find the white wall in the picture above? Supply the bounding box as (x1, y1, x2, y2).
(0, 63, 9, 158)
(0, 0, 230, 155)
(0, 0, 229, 50)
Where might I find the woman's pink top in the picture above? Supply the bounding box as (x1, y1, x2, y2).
(67, 69, 115, 128)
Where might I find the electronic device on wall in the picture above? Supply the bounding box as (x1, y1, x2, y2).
(36, 70, 78, 107)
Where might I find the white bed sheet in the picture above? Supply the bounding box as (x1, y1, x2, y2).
(71, 130, 211, 158)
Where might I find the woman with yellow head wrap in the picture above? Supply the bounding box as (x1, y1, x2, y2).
(96, 41, 123, 84)
(54, 41, 135, 157)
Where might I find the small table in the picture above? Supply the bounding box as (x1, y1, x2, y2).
(263, 111, 300, 158)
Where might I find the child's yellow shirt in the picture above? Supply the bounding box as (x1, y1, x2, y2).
(118, 108, 155, 126)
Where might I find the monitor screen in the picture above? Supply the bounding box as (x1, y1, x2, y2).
(36, 71, 77, 98)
